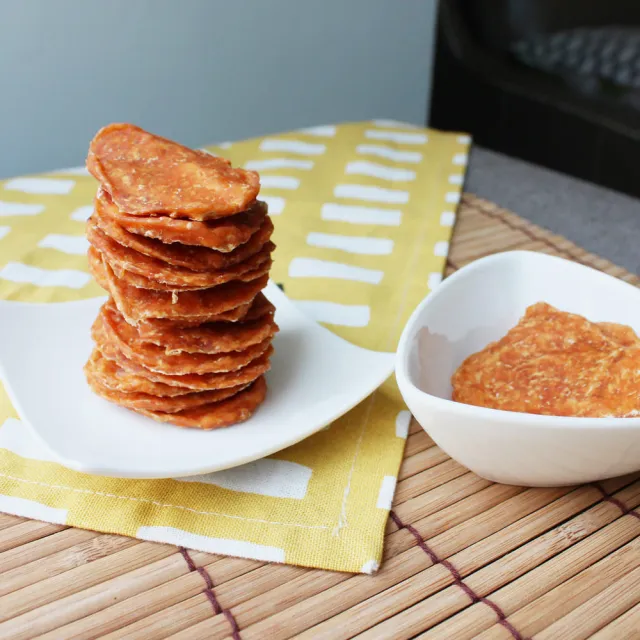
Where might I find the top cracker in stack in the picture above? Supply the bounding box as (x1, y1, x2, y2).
(83, 124, 277, 429)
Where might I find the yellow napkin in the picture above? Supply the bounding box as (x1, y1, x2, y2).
(0, 120, 469, 573)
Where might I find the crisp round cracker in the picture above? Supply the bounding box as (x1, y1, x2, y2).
(99, 303, 272, 374)
(94, 317, 273, 390)
(135, 301, 276, 355)
(97, 189, 267, 250)
(87, 124, 260, 219)
(136, 300, 255, 332)
(87, 219, 273, 290)
(94, 193, 274, 268)
(84, 349, 195, 397)
(90, 267, 258, 328)
(136, 293, 271, 338)
(107, 260, 271, 292)
(88, 250, 269, 324)
(85, 359, 249, 413)
(113, 346, 272, 391)
(106, 259, 271, 292)
(132, 376, 267, 429)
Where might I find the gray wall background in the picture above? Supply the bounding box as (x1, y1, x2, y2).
(0, 0, 437, 178)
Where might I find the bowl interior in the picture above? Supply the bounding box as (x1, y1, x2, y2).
(405, 251, 640, 401)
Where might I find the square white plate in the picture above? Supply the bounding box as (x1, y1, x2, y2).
(0, 282, 395, 478)
(396, 251, 640, 487)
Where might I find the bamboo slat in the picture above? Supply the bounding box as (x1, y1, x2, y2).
(0, 532, 137, 599)
(590, 601, 640, 640)
(0, 527, 98, 574)
(0, 194, 638, 640)
(419, 484, 640, 639)
(534, 563, 640, 639)
(358, 484, 640, 640)
(0, 520, 66, 554)
(0, 513, 24, 531)
(281, 481, 634, 640)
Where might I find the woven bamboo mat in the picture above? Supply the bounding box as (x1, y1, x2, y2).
(1, 193, 639, 640)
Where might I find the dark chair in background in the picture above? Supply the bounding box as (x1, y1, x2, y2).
(430, 0, 640, 198)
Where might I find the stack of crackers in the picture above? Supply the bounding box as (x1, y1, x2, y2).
(83, 124, 277, 429)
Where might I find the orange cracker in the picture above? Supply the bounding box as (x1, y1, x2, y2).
(136, 293, 272, 338)
(93, 193, 274, 268)
(99, 302, 272, 375)
(87, 123, 260, 219)
(88, 249, 268, 324)
(132, 376, 267, 429)
(87, 219, 273, 290)
(86, 362, 249, 413)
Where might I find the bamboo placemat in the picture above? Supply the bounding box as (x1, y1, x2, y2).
(1, 193, 639, 640)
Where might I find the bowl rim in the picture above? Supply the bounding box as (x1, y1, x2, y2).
(396, 250, 640, 429)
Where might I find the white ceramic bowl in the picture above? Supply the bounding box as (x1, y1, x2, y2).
(396, 251, 640, 487)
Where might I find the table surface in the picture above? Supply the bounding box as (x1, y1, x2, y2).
(1, 195, 638, 640)
(467, 147, 640, 275)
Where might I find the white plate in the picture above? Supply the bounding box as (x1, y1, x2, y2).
(396, 251, 640, 487)
(0, 283, 395, 478)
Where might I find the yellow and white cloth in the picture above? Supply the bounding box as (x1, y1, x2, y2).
(0, 120, 469, 573)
